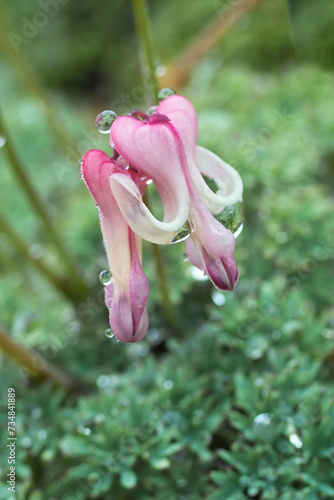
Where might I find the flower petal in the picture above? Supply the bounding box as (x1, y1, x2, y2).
(194, 145, 243, 213)
(110, 115, 190, 237)
(82, 149, 149, 342)
(186, 194, 238, 291)
(110, 173, 187, 244)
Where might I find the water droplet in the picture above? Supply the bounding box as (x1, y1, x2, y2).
(211, 291, 226, 306)
(95, 110, 117, 134)
(99, 270, 112, 285)
(0, 135, 6, 148)
(116, 156, 129, 170)
(245, 335, 268, 360)
(94, 203, 99, 208)
(253, 413, 274, 441)
(84, 427, 91, 436)
(158, 88, 176, 102)
(181, 253, 188, 261)
(170, 222, 190, 244)
(146, 179, 153, 185)
(163, 380, 174, 390)
(289, 433, 303, 448)
(156, 65, 167, 77)
(105, 328, 113, 338)
(37, 429, 47, 440)
(189, 266, 209, 282)
(110, 140, 115, 149)
(215, 201, 244, 238)
(146, 106, 158, 116)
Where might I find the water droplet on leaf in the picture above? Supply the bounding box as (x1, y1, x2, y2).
(0, 135, 6, 148)
(253, 413, 274, 441)
(215, 201, 244, 238)
(158, 88, 176, 102)
(99, 270, 112, 285)
(181, 253, 188, 261)
(95, 110, 117, 134)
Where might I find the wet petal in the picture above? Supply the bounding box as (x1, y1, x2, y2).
(110, 115, 190, 238)
(186, 194, 238, 291)
(110, 173, 188, 244)
(82, 149, 149, 342)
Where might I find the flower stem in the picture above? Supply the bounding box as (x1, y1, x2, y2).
(0, 324, 90, 393)
(0, 5, 76, 153)
(0, 211, 85, 304)
(0, 112, 89, 302)
(132, 0, 178, 330)
(131, 0, 160, 101)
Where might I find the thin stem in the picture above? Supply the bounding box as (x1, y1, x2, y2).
(132, 0, 178, 330)
(0, 212, 84, 304)
(0, 5, 76, 153)
(132, 0, 160, 101)
(0, 111, 89, 301)
(0, 324, 89, 393)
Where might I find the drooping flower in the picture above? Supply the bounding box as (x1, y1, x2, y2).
(110, 94, 243, 290)
(82, 92, 243, 342)
(81, 150, 149, 342)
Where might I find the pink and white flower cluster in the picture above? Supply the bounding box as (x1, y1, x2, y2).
(82, 95, 243, 342)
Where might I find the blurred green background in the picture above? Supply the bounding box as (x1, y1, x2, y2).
(1, 0, 334, 498)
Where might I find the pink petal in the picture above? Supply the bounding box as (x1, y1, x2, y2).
(110, 115, 190, 241)
(82, 150, 149, 342)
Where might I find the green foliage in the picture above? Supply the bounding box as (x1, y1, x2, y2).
(1, 1, 334, 497)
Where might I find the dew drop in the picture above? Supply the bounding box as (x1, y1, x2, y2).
(170, 222, 190, 244)
(116, 156, 129, 170)
(211, 290, 226, 306)
(215, 201, 244, 238)
(253, 413, 274, 441)
(95, 110, 117, 134)
(0, 135, 6, 148)
(146, 106, 158, 116)
(99, 270, 112, 285)
(181, 253, 188, 261)
(105, 328, 113, 338)
(158, 88, 176, 102)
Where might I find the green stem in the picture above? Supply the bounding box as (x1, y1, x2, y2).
(0, 212, 83, 303)
(132, 0, 177, 330)
(132, 0, 160, 101)
(0, 324, 89, 393)
(0, 5, 76, 153)
(0, 111, 89, 302)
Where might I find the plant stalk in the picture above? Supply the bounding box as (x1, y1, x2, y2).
(0, 5, 76, 153)
(0, 324, 89, 393)
(0, 212, 84, 304)
(131, 0, 160, 102)
(0, 111, 89, 301)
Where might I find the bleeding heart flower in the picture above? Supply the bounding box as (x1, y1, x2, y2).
(81, 150, 149, 342)
(82, 93, 243, 342)
(110, 94, 243, 290)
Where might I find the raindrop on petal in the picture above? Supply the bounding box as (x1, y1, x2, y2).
(146, 106, 158, 116)
(95, 110, 117, 134)
(99, 270, 112, 285)
(158, 88, 176, 102)
(170, 222, 190, 244)
(214, 201, 244, 238)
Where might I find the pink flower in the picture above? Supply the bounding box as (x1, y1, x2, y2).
(110, 95, 243, 290)
(81, 150, 149, 342)
(82, 94, 243, 342)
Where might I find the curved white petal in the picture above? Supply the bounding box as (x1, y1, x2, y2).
(192, 146, 243, 214)
(110, 173, 189, 244)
